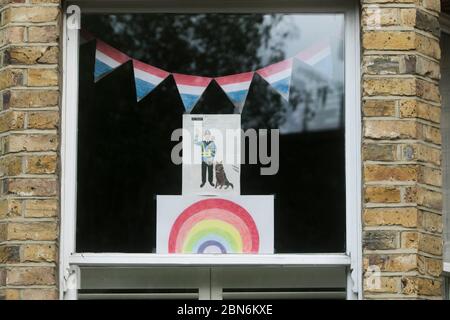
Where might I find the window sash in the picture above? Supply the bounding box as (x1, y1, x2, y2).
(77, 265, 347, 300)
(440, 14, 450, 269)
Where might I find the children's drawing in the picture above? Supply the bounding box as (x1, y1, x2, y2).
(157, 195, 274, 254)
(182, 114, 240, 195)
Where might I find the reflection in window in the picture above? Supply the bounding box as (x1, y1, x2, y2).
(76, 14, 346, 254)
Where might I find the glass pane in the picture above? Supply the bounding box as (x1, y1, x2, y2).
(76, 13, 346, 253)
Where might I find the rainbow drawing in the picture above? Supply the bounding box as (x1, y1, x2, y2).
(168, 198, 259, 254)
(132, 59, 169, 101)
(215, 72, 254, 112)
(172, 73, 212, 113)
(256, 58, 293, 101)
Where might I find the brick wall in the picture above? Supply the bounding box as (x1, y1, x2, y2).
(0, 0, 60, 300)
(362, 0, 444, 298)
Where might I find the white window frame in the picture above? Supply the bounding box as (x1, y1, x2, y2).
(440, 13, 450, 285)
(60, 0, 362, 300)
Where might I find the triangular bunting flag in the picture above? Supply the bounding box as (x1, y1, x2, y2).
(172, 73, 212, 113)
(132, 59, 170, 101)
(256, 58, 293, 101)
(215, 72, 254, 113)
(80, 30, 95, 45)
(296, 41, 332, 78)
(94, 39, 131, 81)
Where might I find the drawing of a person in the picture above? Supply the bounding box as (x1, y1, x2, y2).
(195, 129, 216, 188)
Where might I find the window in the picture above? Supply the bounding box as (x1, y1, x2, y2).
(61, 0, 360, 300)
(76, 12, 345, 254)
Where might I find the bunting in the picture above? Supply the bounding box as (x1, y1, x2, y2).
(173, 73, 212, 113)
(82, 31, 333, 113)
(256, 58, 293, 101)
(80, 30, 95, 45)
(94, 39, 130, 80)
(133, 60, 170, 101)
(296, 41, 333, 78)
(215, 72, 254, 112)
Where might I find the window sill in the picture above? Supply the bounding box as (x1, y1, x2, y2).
(69, 253, 351, 267)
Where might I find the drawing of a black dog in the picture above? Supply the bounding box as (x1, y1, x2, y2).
(215, 162, 234, 189)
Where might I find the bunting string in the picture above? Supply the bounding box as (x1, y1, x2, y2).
(81, 30, 332, 113)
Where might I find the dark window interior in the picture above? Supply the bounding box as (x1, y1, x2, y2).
(76, 13, 346, 253)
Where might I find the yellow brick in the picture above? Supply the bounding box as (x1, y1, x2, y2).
(399, 8, 416, 27)
(5, 222, 57, 241)
(417, 277, 441, 296)
(0, 199, 22, 219)
(364, 120, 418, 139)
(22, 244, 56, 263)
(414, 144, 441, 166)
(363, 31, 415, 50)
(28, 111, 59, 129)
(28, 68, 58, 87)
(421, 0, 441, 12)
(37, 46, 58, 64)
(364, 186, 401, 203)
(7, 46, 49, 65)
(8, 7, 59, 23)
(364, 207, 418, 228)
(362, 8, 399, 27)
(366, 254, 417, 272)
(418, 255, 442, 277)
(0, 111, 25, 133)
(2, 27, 25, 45)
(0, 155, 22, 177)
(26, 155, 57, 174)
(418, 210, 443, 233)
(416, 187, 442, 210)
(362, 143, 396, 161)
(399, 100, 440, 123)
(5, 90, 59, 108)
(418, 166, 441, 187)
(0, 69, 25, 90)
(6, 134, 58, 152)
(3, 289, 20, 300)
(401, 232, 418, 249)
(363, 100, 396, 117)
(5, 178, 57, 197)
(402, 277, 442, 296)
(421, 124, 441, 145)
(364, 164, 418, 182)
(24, 199, 57, 218)
(28, 26, 59, 43)
(22, 289, 57, 300)
(364, 276, 399, 293)
(418, 233, 442, 256)
(363, 78, 416, 96)
(416, 79, 440, 102)
(7, 267, 56, 286)
(416, 34, 440, 60)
